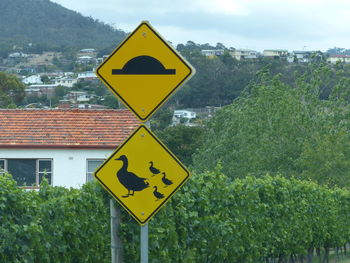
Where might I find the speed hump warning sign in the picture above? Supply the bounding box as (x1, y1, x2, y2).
(96, 21, 195, 121)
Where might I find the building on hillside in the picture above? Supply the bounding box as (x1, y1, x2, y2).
(229, 49, 259, 60)
(54, 77, 78, 88)
(77, 71, 97, 81)
(327, 55, 350, 64)
(65, 91, 94, 103)
(0, 109, 139, 188)
(79, 48, 96, 53)
(201, 49, 225, 57)
(8, 52, 30, 58)
(22, 75, 43, 84)
(263, 49, 289, 58)
(26, 84, 59, 97)
(292, 51, 311, 63)
(77, 56, 94, 65)
(172, 109, 197, 126)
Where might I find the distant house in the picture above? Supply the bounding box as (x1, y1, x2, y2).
(327, 55, 350, 64)
(8, 52, 29, 58)
(0, 109, 139, 188)
(22, 75, 43, 85)
(263, 49, 289, 58)
(65, 91, 94, 103)
(201, 49, 225, 57)
(292, 51, 311, 63)
(78, 71, 97, 81)
(229, 49, 259, 60)
(77, 56, 94, 64)
(54, 77, 78, 88)
(26, 84, 59, 97)
(80, 48, 96, 53)
(172, 109, 197, 126)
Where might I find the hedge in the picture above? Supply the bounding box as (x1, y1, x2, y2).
(1, 171, 350, 262)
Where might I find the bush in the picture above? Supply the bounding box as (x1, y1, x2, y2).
(1, 171, 350, 262)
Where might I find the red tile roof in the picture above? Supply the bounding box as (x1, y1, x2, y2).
(0, 109, 140, 149)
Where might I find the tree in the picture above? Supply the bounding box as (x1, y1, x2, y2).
(193, 71, 350, 187)
(0, 72, 25, 107)
(156, 125, 205, 166)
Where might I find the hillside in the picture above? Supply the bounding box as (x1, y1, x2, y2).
(0, 0, 126, 55)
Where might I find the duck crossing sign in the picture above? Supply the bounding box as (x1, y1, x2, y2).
(94, 125, 190, 225)
(96, 21, 195, 121)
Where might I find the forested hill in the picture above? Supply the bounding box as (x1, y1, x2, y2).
(0, 0, 126, 53)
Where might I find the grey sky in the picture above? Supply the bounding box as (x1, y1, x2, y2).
(51, 0, 350, 51)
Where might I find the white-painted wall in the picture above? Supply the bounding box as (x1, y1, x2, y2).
(0, 148, 113, 188)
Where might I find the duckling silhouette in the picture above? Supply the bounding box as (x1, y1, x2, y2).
(153, 186, 164, 201)
(149, 161, 160, 177)
(115, 155, 149, 198)
(161, 172, 173, 187)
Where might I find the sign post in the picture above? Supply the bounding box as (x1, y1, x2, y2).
(140, 223, 148, 263)
(95, 21, 195, 262)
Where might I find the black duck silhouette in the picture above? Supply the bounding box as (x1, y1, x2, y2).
(161, 172, 173, 187)
(153, 186, 164, 201)
(149, 161, 160, 176)
(115, 155, 149, 198)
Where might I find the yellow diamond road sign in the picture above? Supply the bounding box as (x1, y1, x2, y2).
(94, 125, 190, 225)
(96, 21, 195, 121)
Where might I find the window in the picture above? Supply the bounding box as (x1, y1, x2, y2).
(38, 160, 52, 185)
(0, 159, 5, 175)
(87, 159, 104, 182)
(1, 159, 52, 187)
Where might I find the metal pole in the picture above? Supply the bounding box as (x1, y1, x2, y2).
(140, 223, 149, 263)
(110, 199, 123, 263)
(140, 120, 151, 263)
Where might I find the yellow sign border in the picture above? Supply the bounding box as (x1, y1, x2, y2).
(94, 124, 191, 225)
(96, 21, 195, 122)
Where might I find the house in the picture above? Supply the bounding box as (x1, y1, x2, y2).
(0, 109, 139, 188)
(292, 51, 311, 63)
(327, 55, 350, 64)
(263, 49, 289, 58)
(229, 49, 259, 60)
(22, 75, 43, 84)
(80, 48, 96, 53)
(26, 84, 59, 97)
(201, 49, 225, 57)
(172, 109, 196, 126)
(54, 77, 78, 88)
(77, 56, 94, 65)
(77, 71, 98, 81)
(65, 91, 94, 103)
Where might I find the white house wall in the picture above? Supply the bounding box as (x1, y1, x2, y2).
(0, 148, 113, 188)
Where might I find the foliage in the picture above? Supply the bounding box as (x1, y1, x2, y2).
(156, 125, 205, 166)
(150, 108, 174, 131)
(0, 72, 25, 107)
(172, 41, 350, 109)
(193, 70, 350, 187)
(3, 172, 350, 262)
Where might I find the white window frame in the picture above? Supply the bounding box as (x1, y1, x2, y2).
(0, 159, 6, 175)
(86, 159, 105, 182)
(0, 158, 53, 187)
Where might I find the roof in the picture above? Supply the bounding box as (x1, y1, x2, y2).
(0, 109, 140, 149)
(328, 54, 350, 58)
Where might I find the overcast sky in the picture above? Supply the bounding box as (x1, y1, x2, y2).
(51, 0, 350, 52)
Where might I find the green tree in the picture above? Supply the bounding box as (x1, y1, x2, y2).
(0, 72, 25, 107)
(193, 71, 350, 187)
(156, 125, 205, 166)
